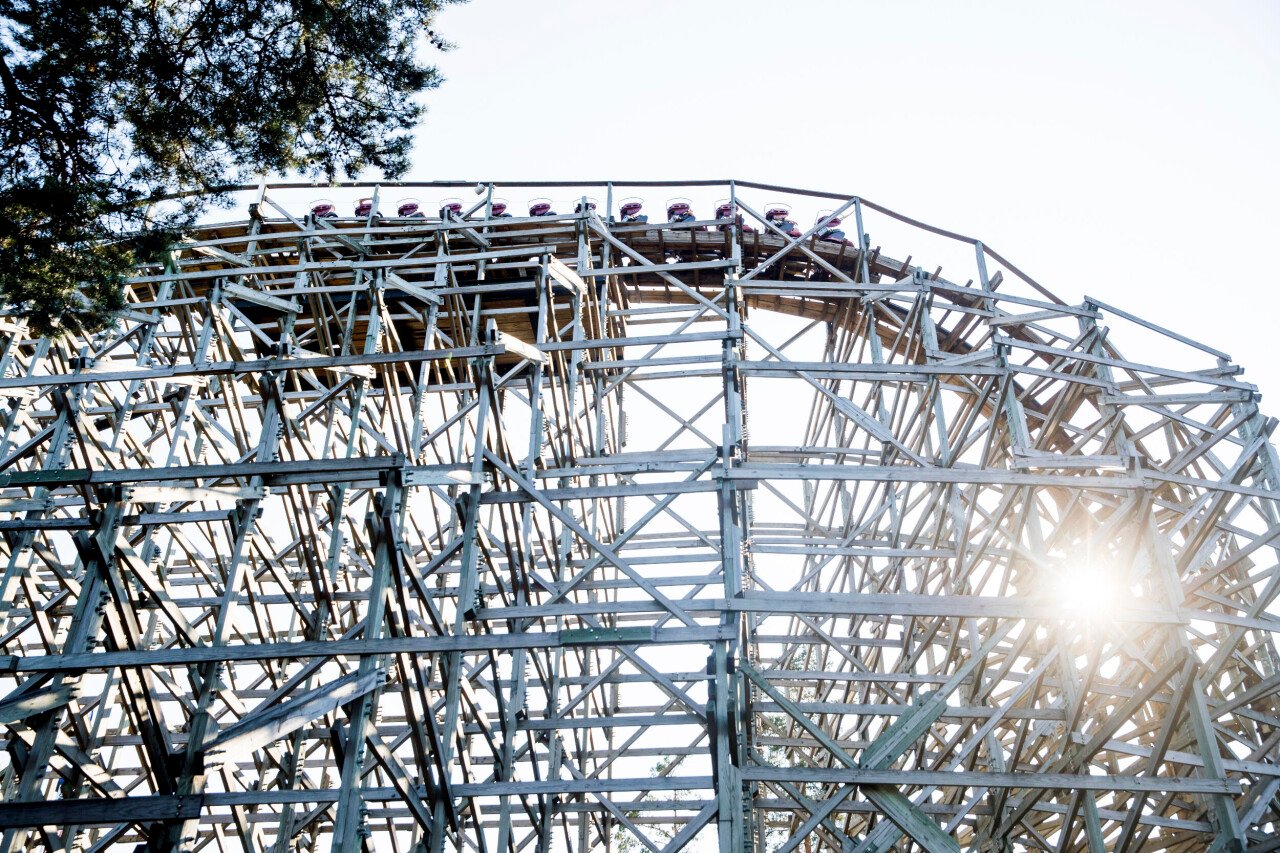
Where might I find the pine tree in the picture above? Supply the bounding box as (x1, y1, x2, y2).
(0, 0, 459, 335)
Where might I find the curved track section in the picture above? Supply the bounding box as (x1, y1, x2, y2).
(0, 180, 1276, 852)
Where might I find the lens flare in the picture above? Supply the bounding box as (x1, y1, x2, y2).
(1053, 564, 1120, 621)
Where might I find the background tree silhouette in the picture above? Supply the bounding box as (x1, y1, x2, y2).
(0, 0, 460, 336)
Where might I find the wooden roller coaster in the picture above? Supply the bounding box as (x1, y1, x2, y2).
(0, 179, 1275, 852)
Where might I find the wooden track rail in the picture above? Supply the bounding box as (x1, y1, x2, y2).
(0, 180, 1275, 852)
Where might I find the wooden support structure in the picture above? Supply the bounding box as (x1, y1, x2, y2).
(0, 179, 1275, 851)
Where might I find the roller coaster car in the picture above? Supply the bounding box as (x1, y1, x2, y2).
(397, 202, 424, 218)
(818, 217, 848, 243)
(354, 198, 374, 217)
(666, 201, 694, 222)
(715, 203, 756, 233)
(619, 201, 647, 223)
(440, 201, 464, 218)
(529, 201, 556, 217)
(765, 208, 801, 239)
(490, 202, 511, 217)
(310, 202, 338, 218)
(575, 201, 597, 213)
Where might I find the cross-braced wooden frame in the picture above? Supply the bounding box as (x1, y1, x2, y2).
(0, 179, 1274, 852)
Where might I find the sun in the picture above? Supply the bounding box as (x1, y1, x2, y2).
(1052, 563, 1122, 621)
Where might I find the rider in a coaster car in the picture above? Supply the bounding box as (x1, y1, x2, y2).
(397, 200, 425, 218)
(715, 201, 756, 233)
(619, 199, 647, 223)
(666, 199, 701, 227)
(815, 213, 848, 243)
(765, 205, 802, 239)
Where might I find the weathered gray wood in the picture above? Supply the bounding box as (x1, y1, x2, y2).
(2, 626, 736, 672)
(0, 179, 1274, 853)
(201, 670, 382, 765)
(740, 767, 1241, 795)
(0, 683, 76, 723)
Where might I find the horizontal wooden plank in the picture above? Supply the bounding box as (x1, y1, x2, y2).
(742, 767, 1242, 795)
(0, 626, 734, 674)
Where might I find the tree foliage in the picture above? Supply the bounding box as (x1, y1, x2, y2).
(0, 0, 458, 336)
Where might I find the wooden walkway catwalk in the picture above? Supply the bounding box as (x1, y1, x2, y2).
(0, 179, 1275, 852)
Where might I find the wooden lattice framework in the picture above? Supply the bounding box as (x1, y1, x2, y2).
(0, 179, 1276, 852)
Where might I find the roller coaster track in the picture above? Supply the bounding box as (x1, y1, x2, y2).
(0, 179, 1275, 852)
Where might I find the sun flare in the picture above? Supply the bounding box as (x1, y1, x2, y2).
(1053, 564, 1122, 621)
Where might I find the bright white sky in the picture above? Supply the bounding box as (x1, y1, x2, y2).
(407, 0, 1280, 402)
